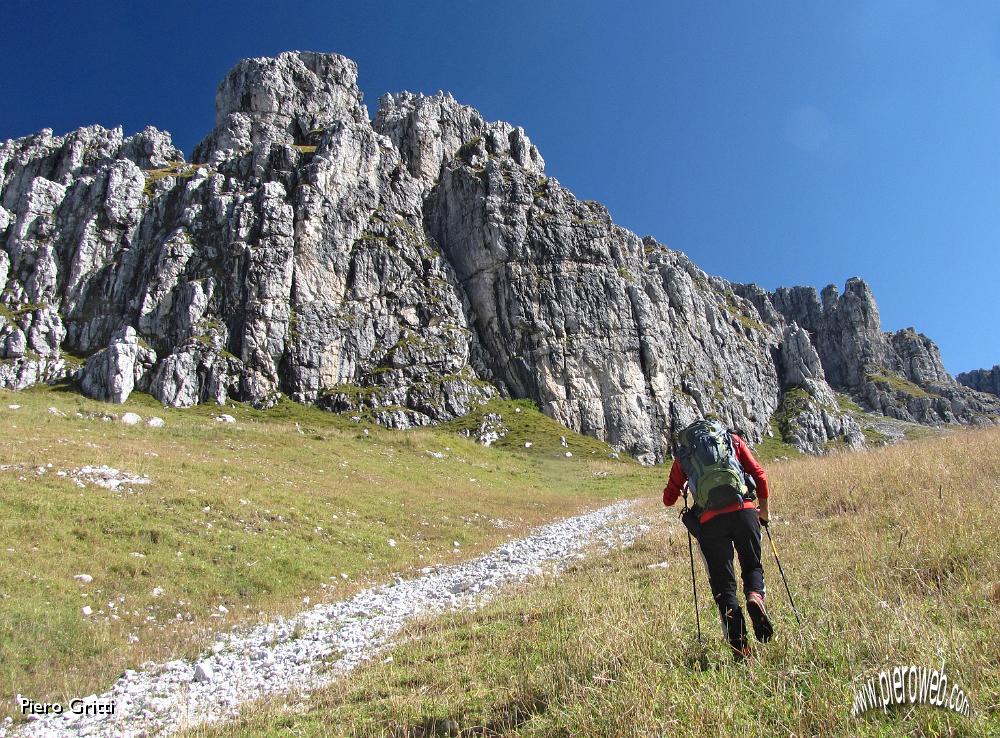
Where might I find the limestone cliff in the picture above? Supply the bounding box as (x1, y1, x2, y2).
(2, 51, 996, 462)
(736, 279, 1000, 427)
(957, 365, 1000, 397)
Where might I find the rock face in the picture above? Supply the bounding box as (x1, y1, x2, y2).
(957, 365, 1000, 397)
(773, 323, 864, 454)
(424, 134, 784, 461)
(2, 50, 997, 461)
(80, 326, 156, 403)
(736, 280, 1000, 427)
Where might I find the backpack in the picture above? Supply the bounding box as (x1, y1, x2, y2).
(674, 420, 748, 511)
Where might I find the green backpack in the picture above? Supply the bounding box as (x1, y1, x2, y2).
(674, 420, 748, 511)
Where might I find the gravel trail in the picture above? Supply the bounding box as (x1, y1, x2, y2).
(6, 501, 649, 738)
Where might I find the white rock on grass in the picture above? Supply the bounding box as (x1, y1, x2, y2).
(565, 451, 573, 458)
(215, 414, 236, 424)
(73, 574, 93, 583)
(81, 606, 93, 617)
(193, 663, 214, 683)
(147, 417, 165, 428)
(79, 327, 156, 405)
(71, 466, 152, 491)
(7, 404, 20, 410)
(121, 412, 142, 426)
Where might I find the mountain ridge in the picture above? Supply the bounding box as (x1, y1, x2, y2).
(957, 364, 1000, 397)
(2, 50, 997, 463)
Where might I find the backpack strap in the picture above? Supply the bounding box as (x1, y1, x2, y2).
(727, 430, 754, 503)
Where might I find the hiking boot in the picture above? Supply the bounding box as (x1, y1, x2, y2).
(746, 591, 773, 643)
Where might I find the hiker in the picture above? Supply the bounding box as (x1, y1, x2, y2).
(662, 420, 773, 661)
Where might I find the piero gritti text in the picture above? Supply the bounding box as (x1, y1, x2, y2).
(18, 696, 116, 716)
(851, 665, 971, 717)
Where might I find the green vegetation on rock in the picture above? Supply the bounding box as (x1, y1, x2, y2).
(752, 420, 805, 462)
(771, 386, 813, 441)
(143, 161, 202, 197)
(865, 371, 935, 400)
(835, 392, 865, 415)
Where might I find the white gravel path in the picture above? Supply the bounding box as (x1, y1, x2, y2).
(6, 501, 649, 738)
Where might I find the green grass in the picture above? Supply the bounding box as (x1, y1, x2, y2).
(0, 385, 661, 718)
(862, 426, 892, 446)
(836, 392, 865, 414)
(143, 161, 203, 197)
(438, 398, 625, 460)
(834, 393, 894, 447)
(866, 372, 936, 400)
(722, 290, 767, 334)
(773, 386, 813, 432)
(766, 387, 820, 457)
(0, 302, 49, 326)
(902, 423, 944, 442)
(189, 428, 1000, 738)
(753, 421, 806, 462)
(532, 176, 550, 200)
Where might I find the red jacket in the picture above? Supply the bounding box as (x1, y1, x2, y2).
(662, 433, 769, 524)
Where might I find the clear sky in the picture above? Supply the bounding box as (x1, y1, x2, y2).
(3, 1, 998, 374)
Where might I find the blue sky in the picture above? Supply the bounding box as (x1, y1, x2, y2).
(3, 1, 998, 374)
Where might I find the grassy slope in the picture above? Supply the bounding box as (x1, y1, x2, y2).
(0, 385, 662, 717)
(190, 428, 1000, 738)
(754, 420, 805, 462)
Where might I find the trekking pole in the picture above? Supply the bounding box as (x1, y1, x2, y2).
(682, 484, 702, 643)
(762, 521, 801, 624)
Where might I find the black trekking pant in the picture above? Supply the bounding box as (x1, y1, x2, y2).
(697, 507, 765, 648)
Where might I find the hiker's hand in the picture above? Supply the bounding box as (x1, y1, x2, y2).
(757, 501, 769, 525)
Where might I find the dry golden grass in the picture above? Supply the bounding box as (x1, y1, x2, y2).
(189, 427, 1000, 738)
